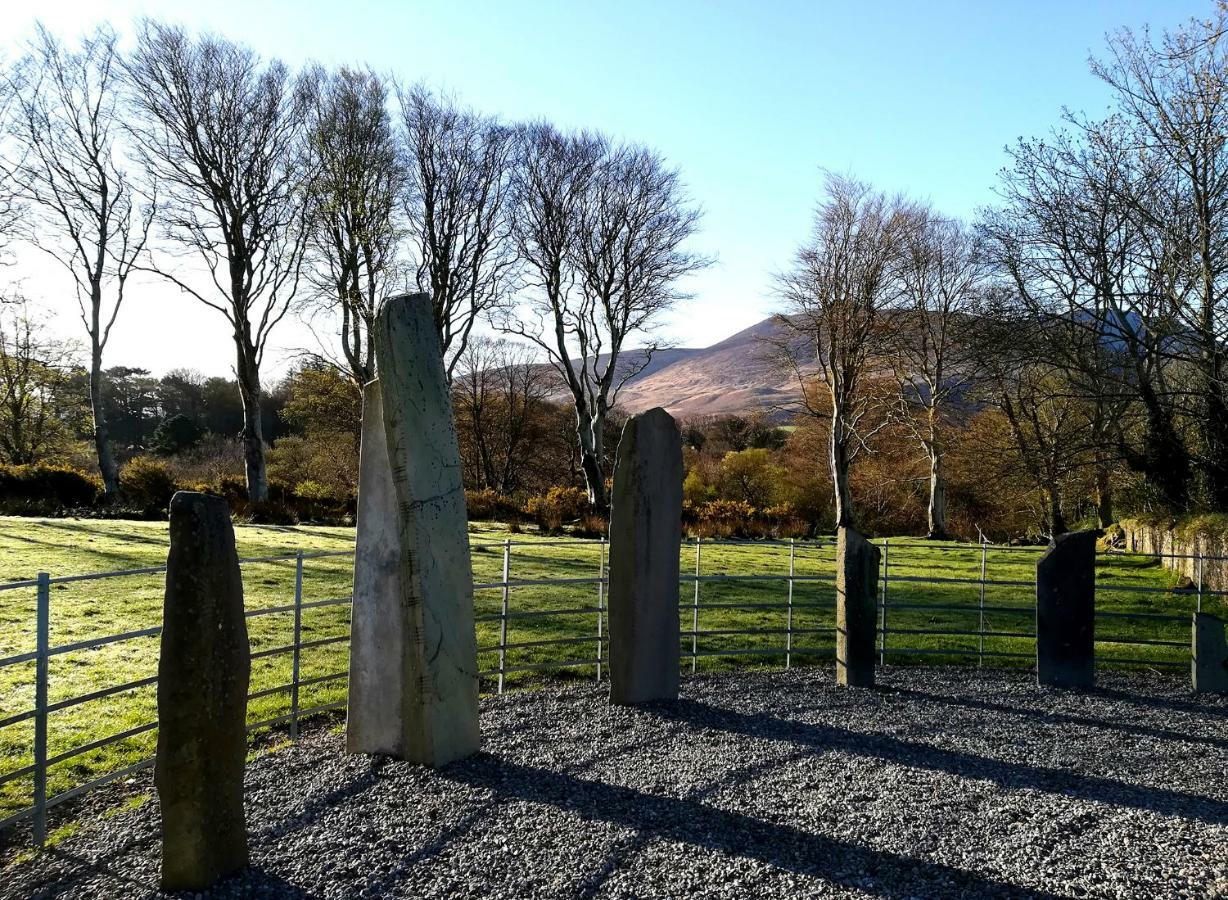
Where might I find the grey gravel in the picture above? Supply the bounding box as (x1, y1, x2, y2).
(4, 666, 1228, 898)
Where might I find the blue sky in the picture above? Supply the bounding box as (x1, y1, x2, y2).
(1, 0, 1201, 376)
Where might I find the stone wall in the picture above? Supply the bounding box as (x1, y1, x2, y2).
(1119, 518, 1228, 592)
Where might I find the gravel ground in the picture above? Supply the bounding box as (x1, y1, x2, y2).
(4, 666, 1228, 899)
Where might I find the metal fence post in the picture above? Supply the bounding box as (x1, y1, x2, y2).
(786, 538, 796, 669)
(498, 540, 511, 695)
(879, 539, 890, 666)
(33, 572, 49, 847)
(692, 537, 702, 674)
(979, 538, 988, 666)
(290, 551, 303, 741)
(596, 535, 606, 683)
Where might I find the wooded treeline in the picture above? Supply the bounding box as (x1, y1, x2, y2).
(3, 10, 1228, 540)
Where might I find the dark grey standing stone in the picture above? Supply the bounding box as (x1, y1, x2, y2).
(1192, 612, 1228, 694)
(1036, 529, 1097, 688)
(608, 407, 683, 705)
(156, 491, 250, 891)
(836, 526, 880, 687)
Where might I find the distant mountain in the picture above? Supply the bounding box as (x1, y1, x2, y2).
(609, 317, 812, 420)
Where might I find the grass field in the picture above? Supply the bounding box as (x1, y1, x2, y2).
(0, 516, 1212, 827)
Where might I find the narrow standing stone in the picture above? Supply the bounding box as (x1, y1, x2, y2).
(347, 293, 479, 766)
(1036, 529, 1098, 688)
(156, 491, 250, 891)
(346, 379, 405, 754)
(836, 526, 880, 687)
(1193, 612, 1228, 694)
(608, 407, 683, 705)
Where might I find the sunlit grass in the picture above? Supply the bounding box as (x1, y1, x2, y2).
(0, 516, 1202, 826)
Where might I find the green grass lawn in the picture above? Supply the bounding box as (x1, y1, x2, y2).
(0, 516, 1209, 828)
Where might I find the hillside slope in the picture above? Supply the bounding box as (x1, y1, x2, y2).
(613, 317, 810, 419)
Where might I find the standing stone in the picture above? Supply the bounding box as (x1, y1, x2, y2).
(608, 407, 683, 705)
(346, 380, 405, 754)
(1193, 612, 1228, 694)
(1036, 529, 1098, 688)
(156, 491, 250, 891)
(347, 293, 479, 766)
(836, 526, 880, 687)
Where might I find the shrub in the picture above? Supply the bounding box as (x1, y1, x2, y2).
(465, 488, 521, 522)
(120, 457, 179, 511)
(0, 464, 101, 513)
(523, 486, 589, 533)
(692, 499, 757, 539)
(761, 503, 808, 538)
(573, 513, 607, 538)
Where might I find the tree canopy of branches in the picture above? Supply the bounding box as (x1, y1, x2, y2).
(124, 21, 308, 502)
(301, 65, 401, 387)
(401, 85, 517, 380)
(775, 173, 911, 529)
(506, 123, 704, 511)
(4, 24, 151, 496)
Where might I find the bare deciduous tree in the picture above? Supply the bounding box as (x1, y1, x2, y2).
(124, 21, 308, 502)
(1092, 11, 1228, 506)
(983, 119, 1183, 519)
(775, 173, 910, 529)
(401, 85, 516, 379)
(301, 65, 402, 387)
(0, 295, 81, 465)
(890, 209, 987, 538)
(4, 25, 152, 497)
(452, 337, 553, 495)
(506, 123, 705, 512)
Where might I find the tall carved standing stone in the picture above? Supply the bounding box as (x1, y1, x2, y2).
(156, 491, 250, 891)
(1193, 612, 1228, 694)
(836, 526, 880, 687)
(346, 293, 479, 765)
(608, 407, 683, 705)
(1036, 529, 1098, 688)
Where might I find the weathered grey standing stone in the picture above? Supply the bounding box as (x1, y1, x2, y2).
(1036, 529, 1098, 688)
(156, 491, 250, 891)
(1193, 612, 1228, 694)
(346, 380, 405, 755)
(836, 526, 880, 687)
(346, 293, 479, 766)
(608, 407, 683, 705)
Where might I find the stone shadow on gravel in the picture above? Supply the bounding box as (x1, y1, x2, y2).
(655, 700, 1228, 826)
(441, 753, 1064, 899)
(887, 686, 1228, 752)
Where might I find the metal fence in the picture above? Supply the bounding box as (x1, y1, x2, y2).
(0, 535, 1217, 850)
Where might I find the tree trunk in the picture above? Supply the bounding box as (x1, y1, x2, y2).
(925, 411, 948, 540)
(578, 411, 607, 514)
(1202, 363, 1228, 508)
(234, 344, 269, 503)
(926, 450, 948, 540)
(829, 418, 854, 529)
(1096, 475, 1114, 529)
(1047, 484, 1067, 538)
(89, 338, 119, 499)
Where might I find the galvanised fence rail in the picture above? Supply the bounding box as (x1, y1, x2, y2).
(0, 535, 1216, 851)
